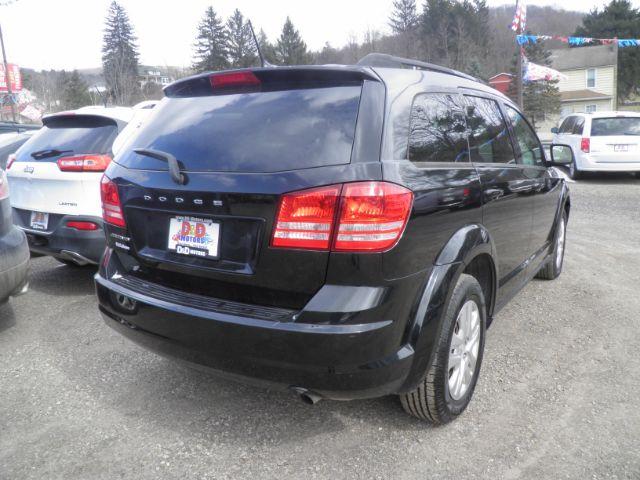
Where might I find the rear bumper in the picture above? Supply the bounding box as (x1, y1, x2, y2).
(577, 153, 640, 172)
(95, 264, 423, 400)
(13, 211, 106, 265)
(0, 226, 29, 301)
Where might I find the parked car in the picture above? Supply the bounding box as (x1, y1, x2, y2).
(551, 111, 640, 179)
(0, 131, 37, 169)
(0, 121, 40, 137)
(95, 54, 571, 424)
(6, 106, 133, 266)
(0, 167, 29, 304)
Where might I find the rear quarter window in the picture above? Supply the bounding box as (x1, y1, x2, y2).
(16, 116, 118, 162)
(115, 86, 362, 173)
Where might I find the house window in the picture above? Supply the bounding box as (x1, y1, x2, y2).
(587, 68, 596, 88)
(585, 104, 597, 113)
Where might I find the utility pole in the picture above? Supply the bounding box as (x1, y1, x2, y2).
(0, 23, 17, 122)
(516, 44, 523, 109)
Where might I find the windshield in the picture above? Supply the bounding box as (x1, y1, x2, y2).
(115, 86, 362, 173)
(15, 116, 118, 163)
(590, 117, 640, 136)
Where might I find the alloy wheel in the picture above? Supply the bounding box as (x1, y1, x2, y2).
(448, 300, 481, 400)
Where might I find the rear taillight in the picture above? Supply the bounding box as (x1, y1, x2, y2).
(66, 221, 99, 231)
(0, 170, 9, 200)
(210, 71, 261, 90)
(581, 138, 590, 153)
(58, 154, 111, 172)
(334, 182, 413, 251)
(272, 185, 341, 250)
(100, 175, 126, 228)
(6, 153, 16, 170)
(271, 182, 413, 253)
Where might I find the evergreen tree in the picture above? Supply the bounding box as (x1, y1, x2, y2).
(389, 0, 419, 34)
(61, 70, 91, 110)
(102, 1, 140, 106)
(574, 0, 640, 102)
(192, 6, 229, 73)
(508, 36, 560, 128)
(275, 17, 310, 65)
(257, 29, 277, 65)
(227, 9, 257, 68)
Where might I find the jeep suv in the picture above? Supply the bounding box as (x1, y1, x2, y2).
(95, 54, 571, 423)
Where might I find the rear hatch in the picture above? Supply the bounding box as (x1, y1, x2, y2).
(8, 115, 120, 230)
(106, 68, 380, 309)
(589, 116, 640, 162)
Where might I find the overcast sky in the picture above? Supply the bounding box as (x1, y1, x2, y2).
(1, 0, 639, 71)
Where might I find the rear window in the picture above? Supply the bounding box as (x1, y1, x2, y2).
(590, 117, 640, 136)
(16, 116, 118, 162)
(115, 86, 362, 173)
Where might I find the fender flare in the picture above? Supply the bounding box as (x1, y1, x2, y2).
(398, 224, 498, 394)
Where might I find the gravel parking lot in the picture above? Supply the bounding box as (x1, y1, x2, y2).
(1, 174, 639, 480)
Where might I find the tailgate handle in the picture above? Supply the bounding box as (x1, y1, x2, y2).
(134, 148, 185, 185)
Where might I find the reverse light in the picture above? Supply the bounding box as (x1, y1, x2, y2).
(271, 182, 413, 253)
(209, 71, 261, 90)
(58, 154, 111, 172)
(581, 138, 590, 153)
(66, 221, 99, 231)
(100, 175, 126, 228)
(6, 153, 16, 170)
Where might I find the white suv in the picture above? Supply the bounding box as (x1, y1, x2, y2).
(552, 111, 640, 180)
(6, 106, 133, 266)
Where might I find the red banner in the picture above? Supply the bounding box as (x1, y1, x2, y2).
(0, 63, 22, 92)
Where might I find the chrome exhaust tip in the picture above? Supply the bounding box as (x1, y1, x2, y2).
(289, 386, 323, 405)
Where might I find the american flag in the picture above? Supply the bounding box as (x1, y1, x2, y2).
(510, 1, 527, 32)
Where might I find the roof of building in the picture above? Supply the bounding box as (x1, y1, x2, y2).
(560, 89, 612, 101)
(489, 73, 514, 81)
(550, 45, 617, 71)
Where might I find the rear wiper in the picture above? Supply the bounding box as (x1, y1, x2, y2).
(30, 148, 73, 160)
(134, 148, 185, 185)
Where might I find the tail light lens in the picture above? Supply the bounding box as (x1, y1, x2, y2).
(210, 71, 261, 90)
(580, 138, 590, 153)
(66, 221, 99, 231)
(0, 170, 9, 200)
(100, 175, 126, 228)
(271, 182, 413, 253)
(6, 153, 16, 170)
(272, 185, 341, 250)
(334, 182, 413, 251)
(58, 154, 111, 172)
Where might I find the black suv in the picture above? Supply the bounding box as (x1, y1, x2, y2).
(95, 54, 571, 423)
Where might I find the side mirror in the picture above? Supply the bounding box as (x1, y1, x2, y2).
(551, 127, 559, 134)
(548, 144, 574, 166)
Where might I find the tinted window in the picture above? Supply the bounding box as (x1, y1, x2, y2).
(16, 116, 118, 163)
(558, 116, 576, 134)
(116, 86, 362, 173)
(408, 93, 469, 163)
(590, 117, 640, 136)
(572, 116, 585, 135)
(464, 96, 516, 164)
(506, 106, 544, 166)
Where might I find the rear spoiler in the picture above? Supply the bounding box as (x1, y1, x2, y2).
(164, 66, 381, 98)
(41, 113, 127, 131)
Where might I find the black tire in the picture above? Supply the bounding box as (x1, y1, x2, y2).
(400, 273, 486, 424)
(568, 160, 582, 180)
(536, 211, 567, 280)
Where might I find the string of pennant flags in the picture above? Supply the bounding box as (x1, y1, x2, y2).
(517, 34, 640, 48)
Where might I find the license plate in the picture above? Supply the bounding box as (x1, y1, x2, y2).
(167, 216, 219, 259)
(614, 144, 629, 152)
(30, 211, 49, 231)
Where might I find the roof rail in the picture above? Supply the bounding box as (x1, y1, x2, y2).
(357, 53, 478, 82)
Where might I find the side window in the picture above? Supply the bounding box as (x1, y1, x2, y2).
(506, 106, 544, 167)
(572, 116, 585, 135)
(464, 96, 516, 164)
(559, 116, 575, 134)
(408, 93, 469, 163)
